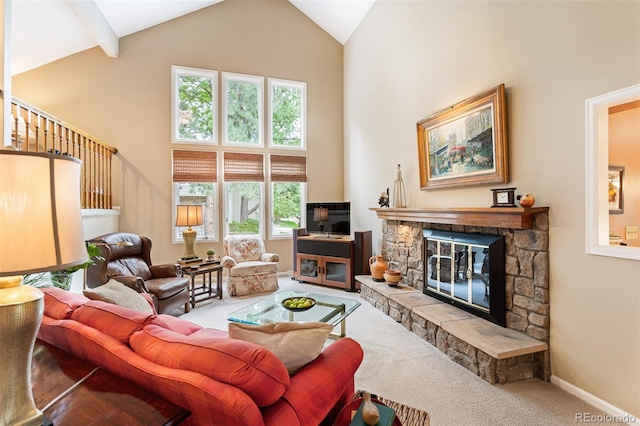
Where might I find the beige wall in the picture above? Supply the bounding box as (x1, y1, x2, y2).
(609, 105, 640, 247)
(12, 1, 344, 272)
(344, 0, 640, 417)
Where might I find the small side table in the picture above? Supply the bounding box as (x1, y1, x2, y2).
(181, 260, 223, 307)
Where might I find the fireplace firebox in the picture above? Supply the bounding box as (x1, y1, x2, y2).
(423, 229, 506, 326)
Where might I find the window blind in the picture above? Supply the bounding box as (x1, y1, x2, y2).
(172, 150, 217, 182)
(270, 154, 307, 182)
(223, 152, 264, 182)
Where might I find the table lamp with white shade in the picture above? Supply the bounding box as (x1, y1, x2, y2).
(175, 205, 203, 260)
(0, 149, 88, 425)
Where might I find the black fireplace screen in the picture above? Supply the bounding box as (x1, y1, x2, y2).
(423, 229, 506, 326)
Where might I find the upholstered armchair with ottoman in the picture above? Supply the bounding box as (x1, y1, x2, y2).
(221, 234, 279, 296)
(86, 232, 190, 314)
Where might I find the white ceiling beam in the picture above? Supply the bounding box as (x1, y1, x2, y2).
(66, 0, 119, 58)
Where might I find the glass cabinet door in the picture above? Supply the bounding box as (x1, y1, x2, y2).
(323, 256, 351, 289)
(297, 254, 322, 284)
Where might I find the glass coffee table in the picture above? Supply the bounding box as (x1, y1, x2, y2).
(227, 290, 361, 338)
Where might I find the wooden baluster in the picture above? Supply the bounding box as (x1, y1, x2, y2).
(106, 150, 112, 209)
(33, 113, 41, 153)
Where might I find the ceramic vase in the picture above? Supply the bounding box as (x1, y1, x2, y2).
(361, 392, 380, 426)
(369, 255, 388, 282)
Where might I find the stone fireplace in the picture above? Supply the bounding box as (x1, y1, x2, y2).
(360, 207, 551, 383)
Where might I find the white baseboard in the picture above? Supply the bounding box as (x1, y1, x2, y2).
(551, 375, 638, 424)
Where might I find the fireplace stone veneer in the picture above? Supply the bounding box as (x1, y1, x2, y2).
(364, 207, 550, 383)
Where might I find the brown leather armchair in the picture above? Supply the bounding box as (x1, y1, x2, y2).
(86, 232, 190, 314)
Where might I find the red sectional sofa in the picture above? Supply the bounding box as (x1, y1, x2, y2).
(37, 287, 364, 425)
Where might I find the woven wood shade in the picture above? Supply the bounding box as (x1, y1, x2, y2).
(223, 152, 264, 182)
(172, 150, 217, 182)
(270, 154, 307, 182)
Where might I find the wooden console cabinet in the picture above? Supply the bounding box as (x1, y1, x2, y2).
(293, 229, 371, 291)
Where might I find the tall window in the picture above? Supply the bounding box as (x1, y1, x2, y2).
(270, 155, 307, 238)
(172, 150, 218, 242)
(171, 66, 217, 144)
(269, 79, 306, 149)
(222, 73, 264, 146)
(223, 152, 264, 236)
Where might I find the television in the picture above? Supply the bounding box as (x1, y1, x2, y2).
(305, 202, 350, 236)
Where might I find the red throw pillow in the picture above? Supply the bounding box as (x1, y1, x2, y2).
(130, 325, 290, 407)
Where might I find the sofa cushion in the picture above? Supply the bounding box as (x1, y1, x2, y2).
(83, 280, 154, 314)
(228, 322, 334, 374)
(224, 234, 268, 262)
(149, 314, 203, 336)
(130, 325, 289, 407)
(228, 261, 278, 277)
(41, 286, 90, 319)
(71, 300, 155, 344)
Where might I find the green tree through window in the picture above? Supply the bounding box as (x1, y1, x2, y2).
(227, 81, 260, 144)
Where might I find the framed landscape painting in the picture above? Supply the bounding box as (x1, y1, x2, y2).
(417, 84, 509, 189)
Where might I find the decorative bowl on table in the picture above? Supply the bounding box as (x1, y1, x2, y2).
(282, 296, 316, 311)
(383, 269, 402, 286)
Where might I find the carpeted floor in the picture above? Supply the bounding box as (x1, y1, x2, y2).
(180, 276, 613, 426)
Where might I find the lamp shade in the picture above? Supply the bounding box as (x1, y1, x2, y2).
(0, 150, 88, 276)
(313, 207, 329, 222)
(176, 205, 203, 228)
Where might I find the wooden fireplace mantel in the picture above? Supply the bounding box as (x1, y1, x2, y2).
(370, 206, 549, 230)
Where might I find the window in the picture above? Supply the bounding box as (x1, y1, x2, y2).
(223, 152, 264, 236)
(269, 79, 306, 149)
(270, 155, 307, 238)
(222, 73, 264, 146)
(585, 83, 640, 261)
(172, 150, 218, 242)
(171, 66, 217, 144)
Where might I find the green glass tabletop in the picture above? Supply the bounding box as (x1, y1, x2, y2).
(227, 290, 361, 326)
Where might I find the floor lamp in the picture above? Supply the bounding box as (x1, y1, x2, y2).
(176, 205, 203, 260)
(0, 150, 88, 426)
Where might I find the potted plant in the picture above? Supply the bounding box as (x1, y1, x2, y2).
(48, 243, 104, 290)
(206, 249, 215, 261)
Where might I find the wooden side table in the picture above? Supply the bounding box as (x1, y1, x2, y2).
(31, 340, 190, 425)
(181, 260, 224, 307)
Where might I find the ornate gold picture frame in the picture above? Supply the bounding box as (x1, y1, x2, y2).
(417, 84, 509, 189)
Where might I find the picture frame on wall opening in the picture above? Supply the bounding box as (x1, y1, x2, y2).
(417, 84, 509, 189)
(608, 166, 624, 214)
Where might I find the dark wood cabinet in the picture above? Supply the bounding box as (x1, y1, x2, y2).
(31, 340, 190, 425)
(293, 229, 371, 291)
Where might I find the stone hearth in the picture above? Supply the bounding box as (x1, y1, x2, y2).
(365, 207, 551, 383)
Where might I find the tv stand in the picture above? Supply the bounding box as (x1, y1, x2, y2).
(293, 229, 372, 291)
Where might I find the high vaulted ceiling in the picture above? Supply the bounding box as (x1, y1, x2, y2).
(9, 0, 375, 76)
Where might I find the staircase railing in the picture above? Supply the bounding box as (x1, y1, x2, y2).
(10, 97, 117, 209)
